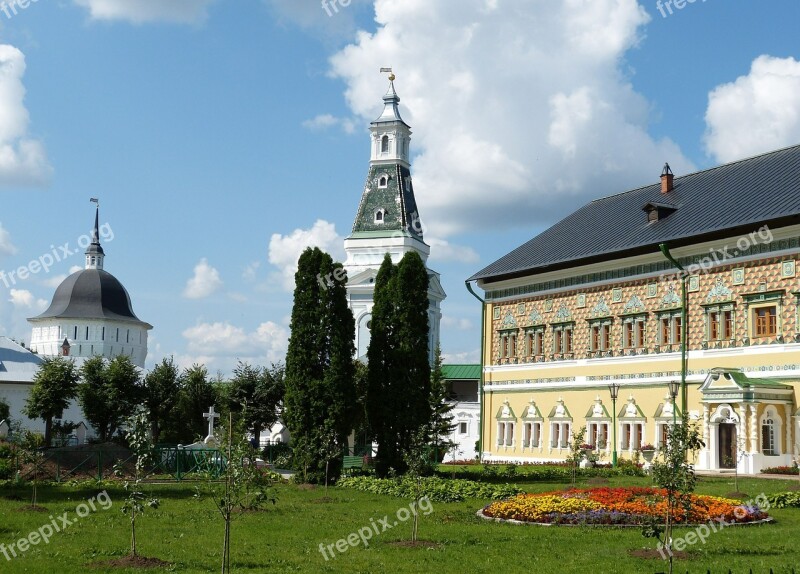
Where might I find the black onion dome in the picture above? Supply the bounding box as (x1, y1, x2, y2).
(32, 269, 144, 323)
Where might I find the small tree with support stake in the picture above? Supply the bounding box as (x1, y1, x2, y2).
(642, 415, 704, 574)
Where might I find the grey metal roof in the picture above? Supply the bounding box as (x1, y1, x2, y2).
(0, 336, 42, 382)
(30, 269, 149, 324)
(470, 144, 800, 283)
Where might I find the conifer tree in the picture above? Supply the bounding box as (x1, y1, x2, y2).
(428, 344, 455, 461)
(284, 247, 355, 482)
(367, 251, 431, 476)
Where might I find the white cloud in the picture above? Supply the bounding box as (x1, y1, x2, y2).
(268, 219, 344, 291)
(441, 349, 480, 364)
(182, 320, 289, 366)
(41, 274, 67, 288)
(442, 316, 473, 331)
(242, 261, 261, 281)
(704, 55, 800, 163)
(68, 265, 83, 274)
(8, 289, 46, 309)
(302, 113, 356, 134)
(183, 258, 223, 299)
(329, 0, 693, 236)
(73, 0, 215, 24)
(0, 46, 52, 187)
(263, 0, 373, 39)
(0, 223, 16, 256)
(427, 238, 479, 264)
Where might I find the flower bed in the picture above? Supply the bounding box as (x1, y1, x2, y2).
(760, 465, 799, 476)
(481, 487, 769, 525)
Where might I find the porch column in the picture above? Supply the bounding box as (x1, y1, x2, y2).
(749, 405, 758, 454)
(738, 403, 749, 474)
(708, 422, 719, 469)
(700, 404, 711, 469)
(784, 404, 792, 457)
(737, 404, 747, 452)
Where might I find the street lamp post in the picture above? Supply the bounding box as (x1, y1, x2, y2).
(668, 379, 680, 429)
(659, 243, 689, 417)
(608, 383, 620, 467)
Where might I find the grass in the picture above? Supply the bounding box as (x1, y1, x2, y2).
(0, 474, 798, 573)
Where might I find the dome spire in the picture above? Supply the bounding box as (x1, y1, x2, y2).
(375, 67, 405, 124)
(85, 198, 104, 270)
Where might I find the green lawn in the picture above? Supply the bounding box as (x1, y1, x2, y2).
(0, 474, 798, 573)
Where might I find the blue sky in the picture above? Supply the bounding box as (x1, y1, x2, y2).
(0, 0, 798, 375)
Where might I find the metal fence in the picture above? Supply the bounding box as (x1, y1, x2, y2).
(11, 444, 227, 483)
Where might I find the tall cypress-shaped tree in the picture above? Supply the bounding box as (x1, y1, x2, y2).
(284, 247, 355, 482)
(366, 255, 397, 475)
(428, 344, 456, 460)
(367, 251, 431, 476)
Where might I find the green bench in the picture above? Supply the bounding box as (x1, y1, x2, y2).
(342, 455, 374, 473)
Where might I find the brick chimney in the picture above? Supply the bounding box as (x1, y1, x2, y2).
(661, 163, 674, 194)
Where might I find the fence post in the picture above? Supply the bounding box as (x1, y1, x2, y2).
(176, 448, 181, 481)
(97, 448, 102, 481)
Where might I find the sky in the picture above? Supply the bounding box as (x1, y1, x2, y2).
(0, 0, 799, 376)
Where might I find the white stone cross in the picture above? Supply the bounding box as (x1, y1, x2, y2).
(203, 406, 220, 440)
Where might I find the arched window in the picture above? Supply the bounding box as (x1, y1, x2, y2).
(381, 135, 389, 153)
(374, 209, 385, 224)
(761, 409, 779, 456)
(378, 175, 388, 188)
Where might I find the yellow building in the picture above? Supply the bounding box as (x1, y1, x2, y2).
(467, 145, 800, 474)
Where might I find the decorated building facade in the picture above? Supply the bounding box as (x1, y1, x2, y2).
(468, 144, 800, 474)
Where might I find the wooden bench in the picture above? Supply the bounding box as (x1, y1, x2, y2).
(342, 455, 374, 474)
(342, 455, 365, 472)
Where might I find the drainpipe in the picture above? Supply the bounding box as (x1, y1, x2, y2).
(466, 280, 486, 462)
(659, 243, 689, 416)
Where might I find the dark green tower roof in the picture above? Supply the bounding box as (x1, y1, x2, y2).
(350, 164, 423, 238)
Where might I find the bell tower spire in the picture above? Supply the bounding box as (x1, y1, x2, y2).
(343, 70, 446, 364)
(370, 69, 411, 168)
(85, 198, 104, 270)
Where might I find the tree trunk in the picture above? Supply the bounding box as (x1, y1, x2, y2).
(44, 417, 52, 448)
(131, 507, 137, 556)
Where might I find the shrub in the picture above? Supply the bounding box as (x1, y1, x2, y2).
(0, 442, 14, 460)
(766, 491, 800, 508)
(761, 465, 799, 476)
(0, 459, 12, 480)
(338, 475, 522, 502)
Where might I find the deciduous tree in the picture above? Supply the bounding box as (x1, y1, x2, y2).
(23, 357, 80, 447)
(77, 356, 142, 442)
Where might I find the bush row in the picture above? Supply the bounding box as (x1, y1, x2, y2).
(766, 491, 800, 508)
(435, 461, 645, 482)
(760, 465, 799, 476)
(337, 475, 523, 502)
